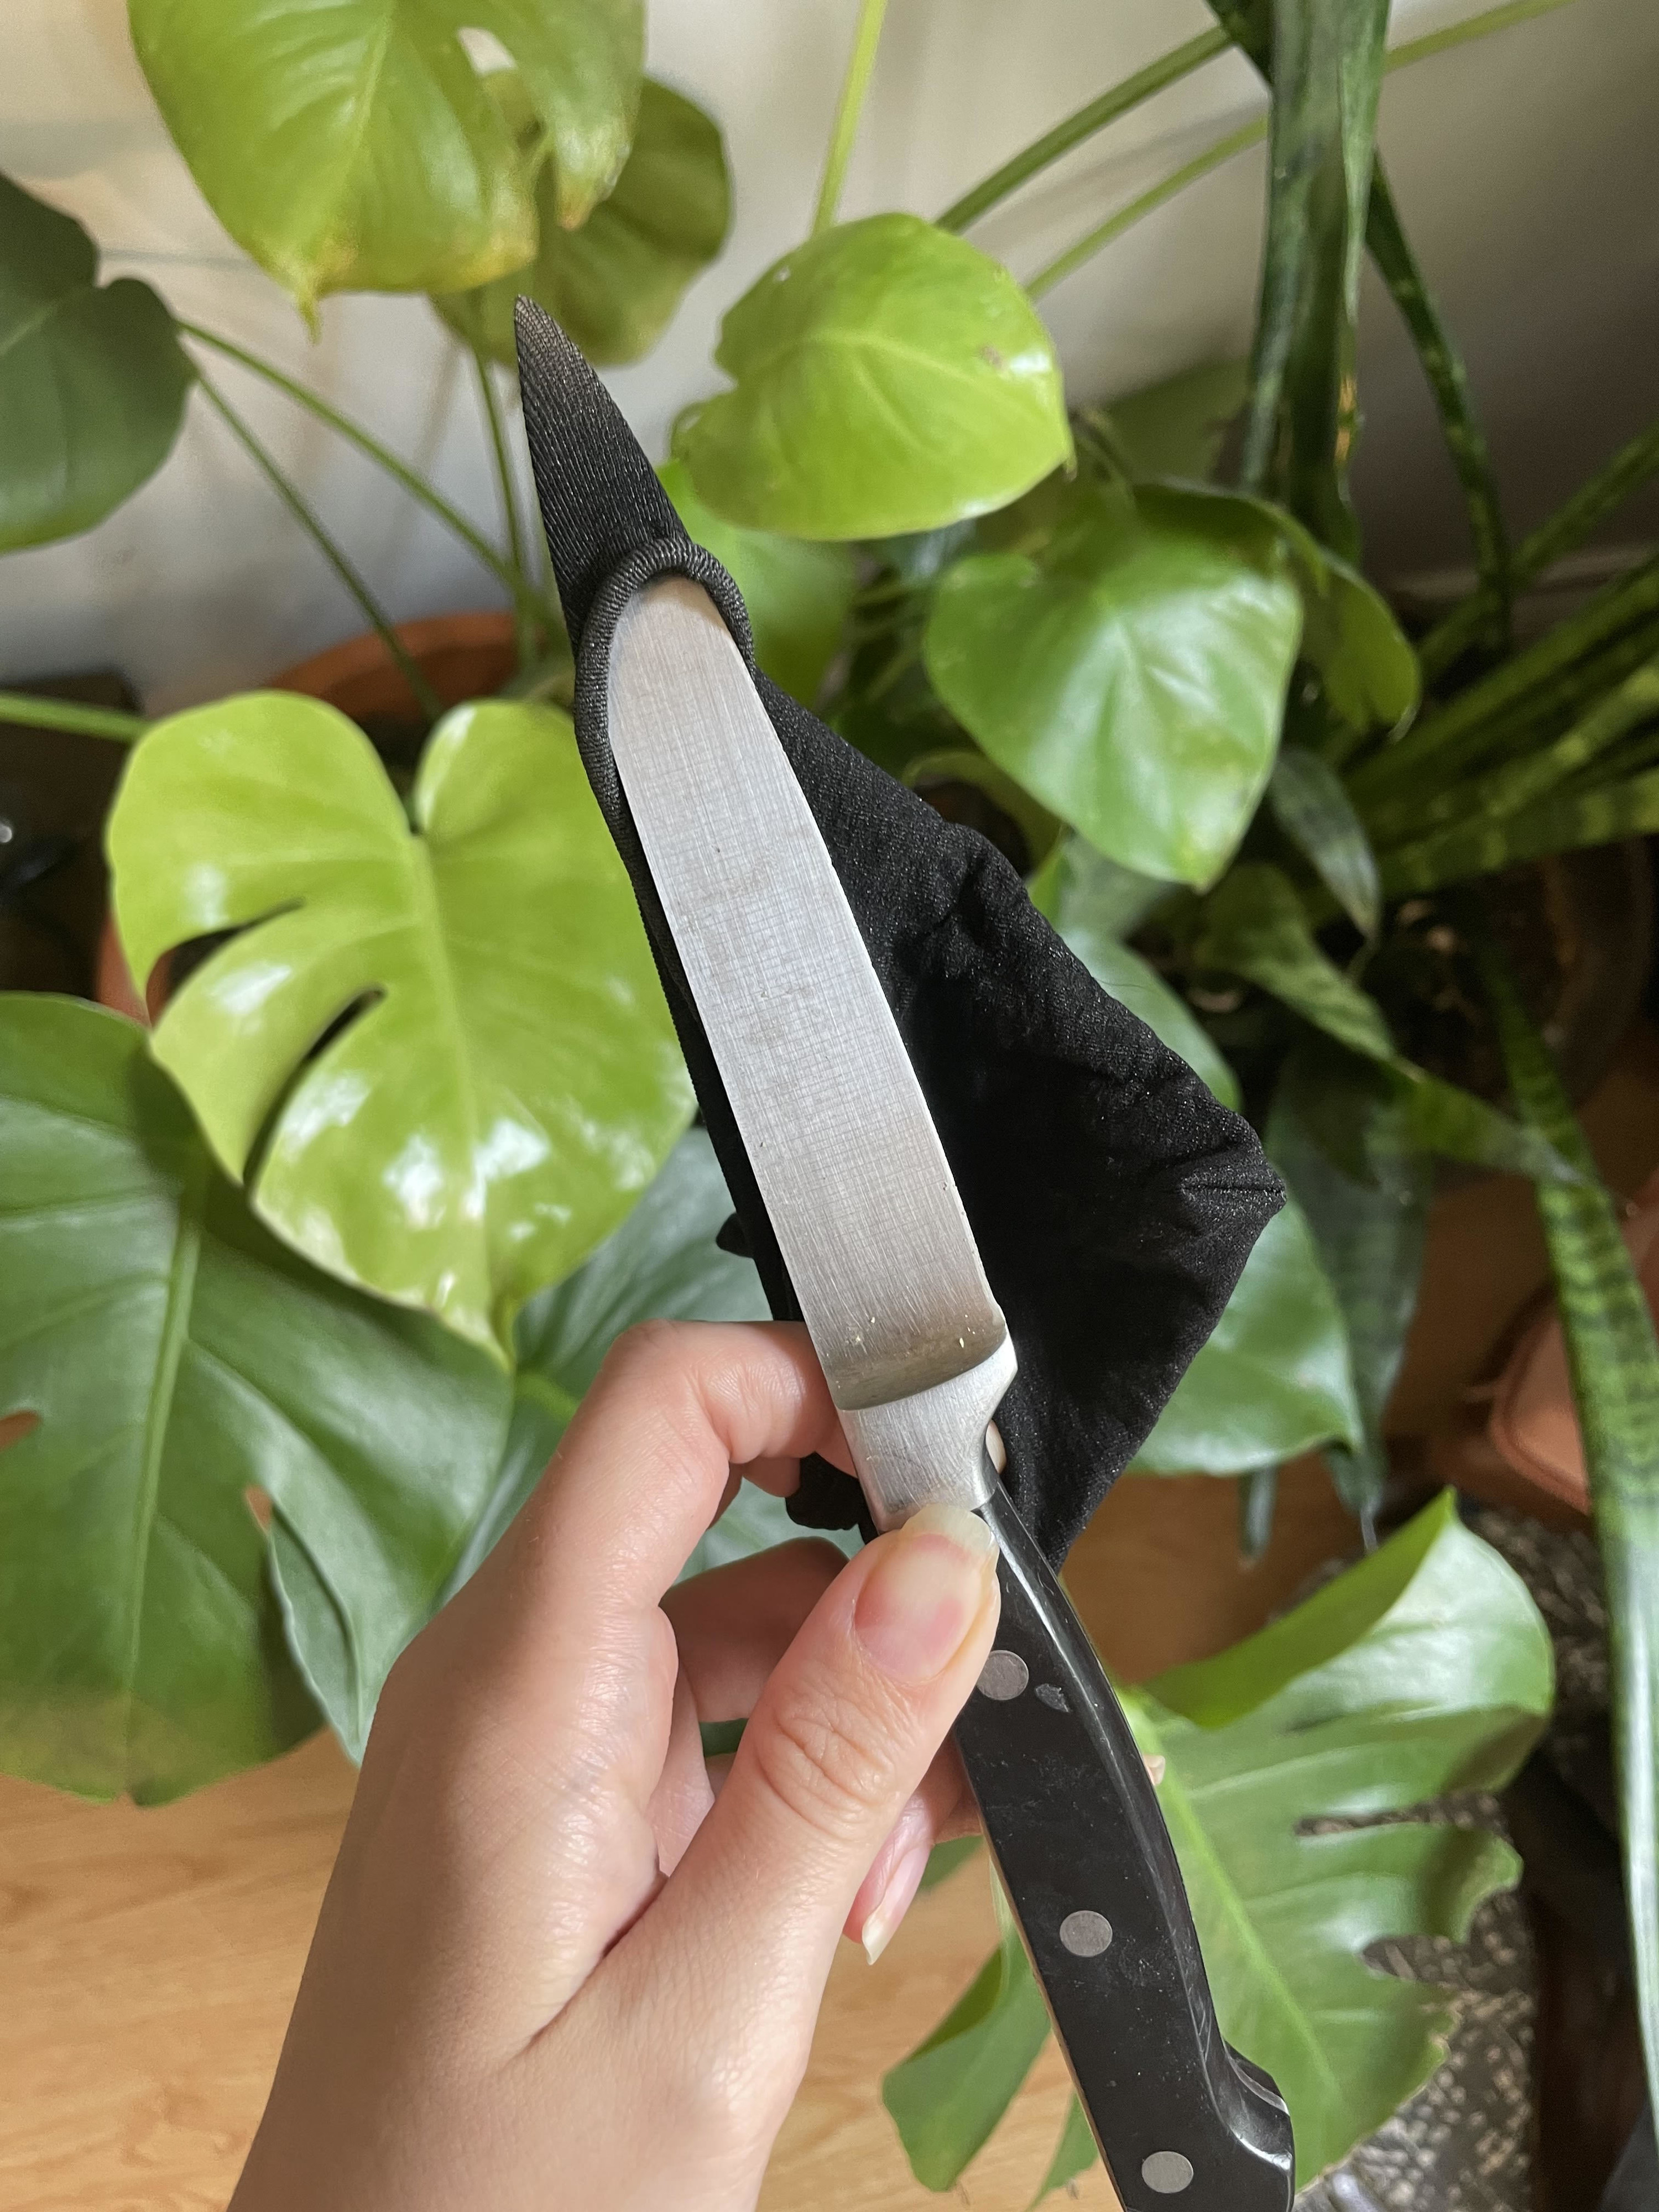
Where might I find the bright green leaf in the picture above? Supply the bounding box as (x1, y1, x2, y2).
(0, 174, 192, 552)
(1029, 2098, 1098, 2208)
(1100, 356, 1249, 482)
(1267, 745, 1381, 938)
(681, 214, 1072, 541)
(0, 995, 507, 1802)
(435, 76, 729, 368)
(107, 693, 692, 1361)
(924, 482, 1301, 886)
(883, 1869, 1051, 2191)
(130, 0, 643, 314)
(1029, 833, 1171, 943)
(1296, 547, 1420, 738)
(1130, 1491, 1552, 2183)
(1132, 1194, 1361, 1474)
(659, 458, 857, 706)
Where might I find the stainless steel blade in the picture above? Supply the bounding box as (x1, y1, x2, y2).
(607, 576, 1014, 1526)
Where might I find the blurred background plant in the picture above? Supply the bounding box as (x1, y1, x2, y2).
(1, 0, 1656, 2203)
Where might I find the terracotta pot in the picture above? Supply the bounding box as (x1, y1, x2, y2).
(97, 612, 518, 1024)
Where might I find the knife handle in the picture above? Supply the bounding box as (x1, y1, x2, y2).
(952, 1485, 1294, 2212)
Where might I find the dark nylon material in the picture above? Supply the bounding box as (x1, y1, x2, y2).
(514, 302, 1284, 1565)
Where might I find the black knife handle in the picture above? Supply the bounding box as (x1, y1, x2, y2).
(952, 1484, 1294, 2212)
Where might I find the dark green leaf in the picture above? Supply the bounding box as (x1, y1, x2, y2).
(659, 460, 856, 706)
(0, 174, 192, 552)
(1027, 834, 1171, 947)
(1269, 1046, 1431, 1523)
(1267, 745, 1381, 937)
(924, 482, 1301, 886)
(680, 214, 1071, 540)
(131, 0, 643, 312)
(1132, 1194, 1361, 1475)
(920, 1835, 982, 1893)
(883, 1869, 1051, 2190)
(435, 76, 729, 368)
(1235, 0, 1390, 552)
(903, 749, 1065, 873)
(1379, 765, 1659, 898)
(0, 996, 507, 1801)
(1099, 357, 1249, 482)
(1131, 1491, 1552, 2184)
(1480, 943, 1659, 2120)
(1291, 540, 1421, 739)
(1028, 2097, 1098, 2207)
(108, 694, 693, 1362)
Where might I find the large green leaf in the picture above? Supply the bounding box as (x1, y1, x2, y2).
(0, 995, 507, 1803)
(1132, 1195, 1360, 1475)
(886, 1493, 1551, 2194)
(107, 693, 692, 1361)
(659, 459, 857, 706)
(924, 481, 1302, 886)
(435, 75, 728, 368)
(1481, 944, 1659, 2119)
(1133, 1491, 1551, 2185)
(1269, 1046, 1431, 1524)
(0, 174, 192, 552)
(130, 0, 643, 314)
(882, 1867, 1051, 2191)
(1195, 862, 1569, 1180)
(679, 214, 1071, 540)
(1027, 834, 1172, 953)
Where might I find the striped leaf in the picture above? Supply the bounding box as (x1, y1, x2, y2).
(1380, 766, 1659, 896)
(1269, 744, 1382, 936)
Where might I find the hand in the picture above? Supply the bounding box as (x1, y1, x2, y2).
(230, 1321, 1001, 2212)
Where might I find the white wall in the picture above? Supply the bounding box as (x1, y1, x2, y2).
(2, 0, 1655, 713)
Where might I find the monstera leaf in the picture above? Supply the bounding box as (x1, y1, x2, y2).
(436, 75, 729, 367)
(884, 1495, 1551, 2194)
(0, 996, 507, 1804)
(660, 459, 857, 705)
(129, 0, 643, 313)
(679, 214, 1071, 540)
(107, 694, 692, 1361)
(0, 174, 192, 551)
(925, 481, 1301, 885)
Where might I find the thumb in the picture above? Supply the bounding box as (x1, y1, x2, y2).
(571, 1506, 1000, 2148)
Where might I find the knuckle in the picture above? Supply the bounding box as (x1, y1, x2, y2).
(748, 1673, 901, 1844)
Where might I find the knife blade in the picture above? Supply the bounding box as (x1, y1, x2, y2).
(606, 573, 1295, 2211)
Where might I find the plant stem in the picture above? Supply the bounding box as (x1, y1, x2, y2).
(936, 27, 1230, 234)
(1029, 0, 1579, 303)
(180, 321, 543, 620)
(197, 375, 445, 723)
(471, 346, 537, 671)
(1421, 413, 1659, 679)
(0, 691, 148, 744)
(1028, 119, 1265, 300)
(812, 0, 890, 236)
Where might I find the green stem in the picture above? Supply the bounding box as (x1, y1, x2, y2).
(1386, 0, 1580, 67)
(812, 0, 890, 236)
(1028, 120, 1265, 300)
(0, 690, 149, 744)
(1421, 413, 1659, 679)
(197, 375, 445, 723)
(179, 321, 542, 620)
(936, 27, 1230, 234)
(471, 346, 536, 671)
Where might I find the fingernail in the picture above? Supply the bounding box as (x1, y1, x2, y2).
(854, 1504, 998, 1684)
(861, 1839, 932, 1964)
(1145, 1754, 1166, 1787)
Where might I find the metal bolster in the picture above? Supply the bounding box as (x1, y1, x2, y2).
(838, 1338, 1018, 1532)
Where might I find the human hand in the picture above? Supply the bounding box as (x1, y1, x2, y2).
(230, 1321, 1001, 2212)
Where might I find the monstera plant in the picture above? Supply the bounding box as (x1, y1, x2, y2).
(2, 0, 1655, 2198)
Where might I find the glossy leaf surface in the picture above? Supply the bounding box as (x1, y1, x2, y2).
(0, 997, 505, 1802)
(1133, 1194, 1360, 1474)
(0, 174, 192, 551)
(436, 76, 728, 368)
(1134, 1492, 1551, 2184)
(659, 459, 856, 705)
(108, 694, 692, 1360)
(681, 215, 1071, 540)
(925, 482, 1301, 885)
(1483, 948, 1659, 2117)
(130, 0, 642, 312)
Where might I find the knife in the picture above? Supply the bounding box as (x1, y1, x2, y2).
(604, 572, 1294, 2211)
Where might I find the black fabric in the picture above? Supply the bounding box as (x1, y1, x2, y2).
(515, 302, 1284, 1566)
